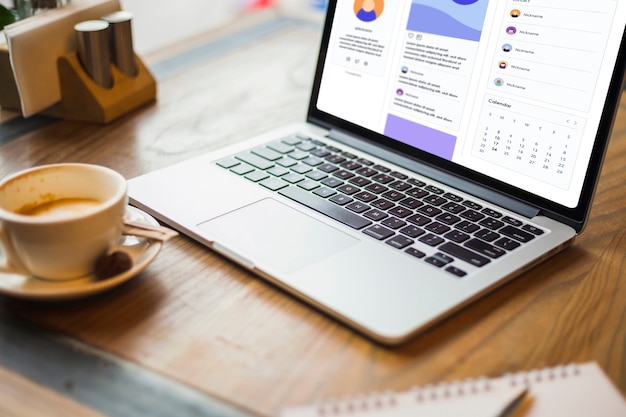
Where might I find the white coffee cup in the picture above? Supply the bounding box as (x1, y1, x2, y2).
(0, 163, 128, 280)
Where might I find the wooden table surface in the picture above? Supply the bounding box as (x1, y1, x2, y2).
(0, 13, 625, 417)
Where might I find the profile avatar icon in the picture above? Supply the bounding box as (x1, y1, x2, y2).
(506, 26, 517, 35)
(499, 61, 508, 69)
(494, 78, 504, 87)
(396, 88, 404, 96)
(401, 66, 409, 74)
(502, 43, 512, 52)
(510, 9, 520, 18)
(354, 0, 384, 23)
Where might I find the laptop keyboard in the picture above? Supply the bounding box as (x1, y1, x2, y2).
(215, 133, 546, 278)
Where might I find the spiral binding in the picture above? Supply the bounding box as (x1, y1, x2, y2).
(311, 363, 581, 416)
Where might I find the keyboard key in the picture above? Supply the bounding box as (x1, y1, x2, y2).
(502, 216, 523, 227)
(231, 163, 255, 175)
(441, 202, 465, 214)
(386, 235, 414, 249)
(419, 233, 445, 247)
(252, 146, 283, 161)
(481, 208, 502, 218)
(417, 205, 442, 217)
(381, 217, 407, 230)
(364, 209, 388, 221)
(310, 148, 331, 158)
(329, 194, 353, 205)
(341, 161, 362, 170)
(460, 209, 485, 222)
(445, 266, 467, 277)
(522, 224, 545, 235)
(478, 217, 505, 230)
(302, 157, 323, 167)
(236, 152, 274, 170)
(406, 214, 431, 226)
(425, 185, 444, 194)
(399, 197, 423, 209)
(305, 170, 327, 180)
(494, 237, 521, 251)
(337, 184, 360, 195)
(405, 247, 426, 259)
(349, 176, 372, 187)
(423, 195, 447, 206)
(326, 155, 346, 164)
(474, 229, 500, 242)
(245, 170, 269, 182)
(268, 166, 290, 177)
(279, 186, 372, 229)
(425, 222, 451, 235)
(216, 157, 240, 168)
(371, 199, 395, 210)
(462, 200, 483, 210)
(318, 163, 339, 173)
(436, 213, 461, 225)
(259, 177, 289, 191)
(400, 225, 425, 238)
(500, 225, 536, 242)
(334, 170, 355, 180)
(282, 173, 304, 183)
(290, 164, 312, 174)
(425, 253, 454, 267)
(407, 178, 426, 187)
(355, 191, 378, 202)
(406, 188, 429, 198)
(267, 141, 294, 154)
(297, 180, 320, 191)
(382, 190, 404, 201)
(365, 183, 388, 194)
(321, 177, 343, 188)
(444, 230, 470, 243)
(390, 171, 408, 180)
(277, 157, 298, 168)
(372, 173, 395, 184)
(363, 224, 395, 240)
(456, 220, 480, 233)
(388, 206, 413, 218)
(443, 192, 463, 202)
(346, 201, 370, 213)
(314, 187, 336, 198)
(439, 242, 490, 267)
(389, 180, 412, 191)
(372, 164, 391, 172)
(356, 167, 378, 177)
(464, 239, 505, 259)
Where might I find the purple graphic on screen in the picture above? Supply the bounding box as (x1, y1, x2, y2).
(407, 0, 489, 42)
(384, 114, 456, 160)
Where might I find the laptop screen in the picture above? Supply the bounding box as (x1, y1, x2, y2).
(309, 0, 626, 228)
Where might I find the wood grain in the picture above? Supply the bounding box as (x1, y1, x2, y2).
(0, 19, 625, 417)
(0, 366, 105, 417)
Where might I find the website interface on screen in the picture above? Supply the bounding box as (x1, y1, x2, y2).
(317, 0, 626, 208)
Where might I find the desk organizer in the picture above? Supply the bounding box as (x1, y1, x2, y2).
(42, 51, 156, 124)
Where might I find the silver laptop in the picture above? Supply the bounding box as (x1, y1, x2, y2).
(128, 0, 626, 345)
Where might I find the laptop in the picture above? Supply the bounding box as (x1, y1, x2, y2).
(128, 0, 626, 345)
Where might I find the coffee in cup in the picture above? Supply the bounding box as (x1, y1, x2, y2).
(0, 163, 128, 280)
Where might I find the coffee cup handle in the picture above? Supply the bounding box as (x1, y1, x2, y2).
(0, 226, 29, 275)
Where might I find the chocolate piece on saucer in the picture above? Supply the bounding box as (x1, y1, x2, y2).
(95, 251, 133, 280)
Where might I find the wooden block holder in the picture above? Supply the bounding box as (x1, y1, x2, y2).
(41, 50, 157, 124)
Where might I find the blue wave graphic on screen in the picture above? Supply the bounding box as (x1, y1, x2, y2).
(407, 0, 488, 42)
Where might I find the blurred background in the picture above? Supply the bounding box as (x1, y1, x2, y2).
(0, 0, 328, 56)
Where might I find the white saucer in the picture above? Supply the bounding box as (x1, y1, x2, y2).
(0, 206, 164, 301)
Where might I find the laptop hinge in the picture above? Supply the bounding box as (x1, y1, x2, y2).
(327, 128, 541, 219)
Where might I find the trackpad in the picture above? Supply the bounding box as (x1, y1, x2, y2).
(197, 198, 359, 273)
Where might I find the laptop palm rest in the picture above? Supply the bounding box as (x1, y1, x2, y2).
(198, 198, 359, 273)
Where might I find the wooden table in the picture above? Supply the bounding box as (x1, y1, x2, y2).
(0, 12, 625, 417)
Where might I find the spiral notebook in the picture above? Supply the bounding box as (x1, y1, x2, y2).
(281, 362, 626, 417)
